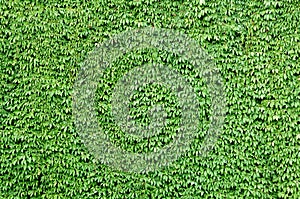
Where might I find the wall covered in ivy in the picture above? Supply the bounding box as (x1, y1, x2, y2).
(0, 0, 299, 198)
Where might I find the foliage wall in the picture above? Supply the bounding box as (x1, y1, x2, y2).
(1, 0, 299, 198)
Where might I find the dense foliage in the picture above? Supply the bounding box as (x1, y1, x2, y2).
(1, 0, 299, 198)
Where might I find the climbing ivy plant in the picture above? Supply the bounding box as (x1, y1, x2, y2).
(0, 0, 299, 198)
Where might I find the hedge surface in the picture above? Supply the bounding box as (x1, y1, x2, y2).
(1, 0, 299, 198)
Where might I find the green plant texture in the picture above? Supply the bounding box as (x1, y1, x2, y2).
(1, 0, 299, 198)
